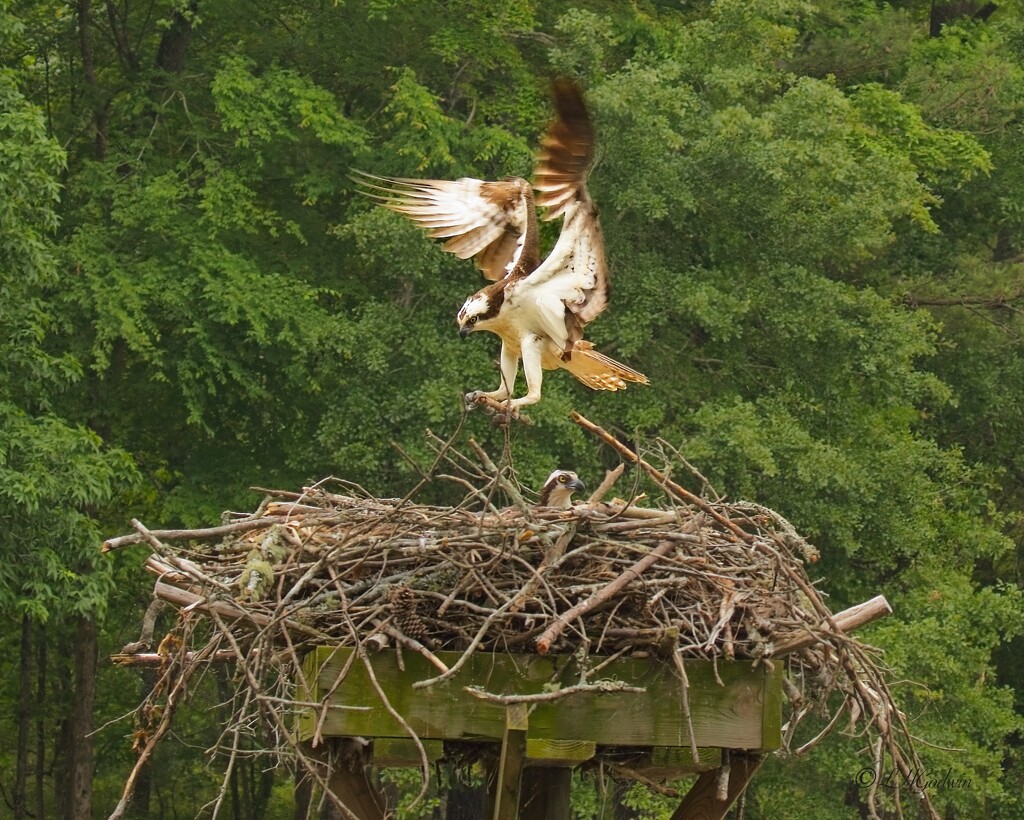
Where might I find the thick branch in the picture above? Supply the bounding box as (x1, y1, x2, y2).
(119, 598, 165, 654)
(464, 393, 533, 425)
(536, 539, 677, 654)
(901, 290, 1021, 309)
(464, 679, 645, 705)
(586, 464, 625, 504)
(570, 411, 753, 543)
(773, 595, 893, 656)
(152, 580, 323, 639)
(103, 518, 279, 552)
(110, 650, 237, 666)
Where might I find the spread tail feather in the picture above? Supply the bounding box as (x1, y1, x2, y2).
(562, 340, 649, 391)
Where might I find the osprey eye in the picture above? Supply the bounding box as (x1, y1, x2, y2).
(468, 316, 477, 325)
(558, 474, 568, 483)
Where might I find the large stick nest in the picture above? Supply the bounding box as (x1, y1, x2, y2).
(106, 414, 939, 820)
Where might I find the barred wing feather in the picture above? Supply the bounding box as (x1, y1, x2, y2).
(352, 173, 532, 281)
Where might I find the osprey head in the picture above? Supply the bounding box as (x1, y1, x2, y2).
(457, 292, 495, 339)
(538, 470, 586, 509)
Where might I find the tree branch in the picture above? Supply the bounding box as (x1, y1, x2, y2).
(901, 290, 1022, 309)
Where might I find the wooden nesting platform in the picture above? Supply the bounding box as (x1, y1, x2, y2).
(107, 419, 930, 820)
(298, 646, 783, 819)
(300, 647, 781, 751)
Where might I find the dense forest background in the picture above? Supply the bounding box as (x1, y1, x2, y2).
(2, 0, 1024, 817)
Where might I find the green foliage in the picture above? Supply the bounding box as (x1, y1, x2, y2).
(0, 65, 78, 405)
(0, 20, 137, 623)
(2, 0, 1024, 816)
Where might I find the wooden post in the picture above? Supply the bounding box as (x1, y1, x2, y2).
(323, 758, 385, 820)
(295, 647, 790, 818)
(298, 739, 385, 820)
(670, 752, 763, 820)
(519, 768, 571, 820)
(486, 704, 528, 820)
(295, 766, 313, 820)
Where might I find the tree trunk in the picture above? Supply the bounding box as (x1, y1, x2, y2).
(930, 0, 999, 36)
(255, 762, 276, 819)
(76, 0, 107, 159)
(155, 1, 198, 74)
(15, 615, 32, 818)
(60, 617, 97, 820)
(295, 767, 313, 820)
(36, 626, 48, 820)
(131, 670, 157, 818)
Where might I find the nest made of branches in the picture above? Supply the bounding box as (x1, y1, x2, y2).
(105, 413, 939, 820)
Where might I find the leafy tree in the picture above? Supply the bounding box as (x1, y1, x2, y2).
(1, 4, 136, 817)
(1, 0, 1023, 816)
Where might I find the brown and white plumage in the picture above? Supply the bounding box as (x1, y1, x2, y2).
(355, 80, 648, 412)
(354, 175, 537, 282)
(537, 470, 586, 509)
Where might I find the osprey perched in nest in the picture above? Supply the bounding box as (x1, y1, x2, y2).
(537, 469, 586, 508)
(355, 80, 648, 414)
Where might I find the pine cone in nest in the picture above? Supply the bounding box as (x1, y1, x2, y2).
(386, 585, 429, 643)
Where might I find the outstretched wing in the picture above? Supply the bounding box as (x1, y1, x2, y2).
(517, 81, 608, 347)
(533, 79, 596, 221)
(352, 172, 534, 282)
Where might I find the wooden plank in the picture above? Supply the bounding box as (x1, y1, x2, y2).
(524, 738, 595, 767)
(519, 768, 571, 820)
(299, 648, 783, 751)
(670, 752, 763, 820)
(760, 662, 783, 750)
(371, 737, 444, 767)
(636, 746, 722, 779)
(486, 704, 528, 820)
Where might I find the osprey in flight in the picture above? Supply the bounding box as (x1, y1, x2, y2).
(355, 80, 648, 414)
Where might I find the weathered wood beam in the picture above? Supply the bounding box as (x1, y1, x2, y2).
(299, 647, 783, 751)
(519, 768, 571, 820)
(326, 763, 385, 820)
(109, 650, 237, 666)
(773, 595, 892, 656)
(298, 739, 386, 820)
(524, 738, 595, 767)
(487, 704, 528, 820)
(371, 738, 444, 767)
(670, 752, 763, 820)
(637, 746, 722, 779)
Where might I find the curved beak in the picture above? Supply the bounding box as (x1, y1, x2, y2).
(567, 477, 586, 494)
(459, 325, 471, 340)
